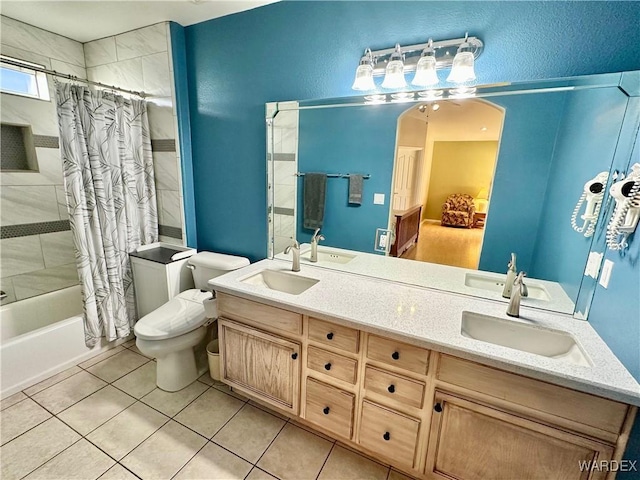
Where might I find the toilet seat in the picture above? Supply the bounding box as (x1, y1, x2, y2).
(134, 289, 213, 341)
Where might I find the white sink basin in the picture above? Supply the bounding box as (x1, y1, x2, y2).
(461, 311, 591, 367)
(464, 273, 551, 301)
(301, 249, 356, 265)
(241, 269, 319, 295)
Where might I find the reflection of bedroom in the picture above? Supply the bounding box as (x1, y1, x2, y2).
(391, 100, 503, 268)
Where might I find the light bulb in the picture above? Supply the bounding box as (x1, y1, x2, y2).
(447, 37, 476, 84)
(412, 41, 439, 87)
(352, 49, 376, 91)
(381, 44, 407, 89)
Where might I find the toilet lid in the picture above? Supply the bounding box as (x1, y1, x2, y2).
(134, 289, 213, 340)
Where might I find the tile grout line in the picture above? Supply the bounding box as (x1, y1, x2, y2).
(251, 419, 290, 476)
(314, 441, 336, 480)
(16, 435, 86, 480)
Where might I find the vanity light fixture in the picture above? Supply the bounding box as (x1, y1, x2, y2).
(351, 34, 483, 91)
(381, 44, 407, 89)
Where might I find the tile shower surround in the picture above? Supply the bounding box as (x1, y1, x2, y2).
(1, 18, 185, 304)
(0, 341, 415, 480)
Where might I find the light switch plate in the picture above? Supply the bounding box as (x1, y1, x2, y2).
(584, 251, 603, 278)
(373, 193, 385, 205)
(599, 259, 614, 288)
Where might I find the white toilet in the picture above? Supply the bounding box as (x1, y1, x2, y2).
(133, 251, 249, 392)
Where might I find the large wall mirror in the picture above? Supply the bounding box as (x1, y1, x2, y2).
(266, 71, 640, 317)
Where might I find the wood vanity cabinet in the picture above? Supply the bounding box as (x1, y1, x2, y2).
(217, 293, 303, 414)
(217, 293, 637, 480)
(424, 391, 614, 480)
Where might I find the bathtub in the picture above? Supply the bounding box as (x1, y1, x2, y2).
(1, 285, 126, 398)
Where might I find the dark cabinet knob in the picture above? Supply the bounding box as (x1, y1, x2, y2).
(434, 403, 443, 413)
(323, 407, 330, 415)
(391, 351, 400, 360)
(383, 432, 391, 441)
(326, 332, 334, 340)
(388, 385, 395, 393)
(324, 363, 332, 371)
(291, 353, 298, 360)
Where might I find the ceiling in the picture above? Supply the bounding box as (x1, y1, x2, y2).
(0, 1, 278, 43)
(406, 99, 504, 142)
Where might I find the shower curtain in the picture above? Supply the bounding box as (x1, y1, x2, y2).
(56, 83, 158, 347)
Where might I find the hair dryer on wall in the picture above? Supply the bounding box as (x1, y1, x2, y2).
(571, 171, 609, 237)
(606, 163, 640, 251)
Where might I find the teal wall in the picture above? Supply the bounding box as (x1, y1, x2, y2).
(477, 92, 565, 274)
(296, 105, 404, 252)
(528, 87, 630, 302)
(183, 0, 640, 261)
(181, 1, 640, 468)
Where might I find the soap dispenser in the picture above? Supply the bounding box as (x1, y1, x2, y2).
(502, 253, 517, 298)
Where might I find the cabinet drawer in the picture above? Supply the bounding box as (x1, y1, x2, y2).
(307, 346, 358, 385)
(367, 335, 429, 375)
(308, 317, 359, 353)
(359, 400, 420, 469)
(364, 366, 425, 409)
(305, 378, 354, 440)
(218, 293, 302, 335)
(437, 355, 629, 436)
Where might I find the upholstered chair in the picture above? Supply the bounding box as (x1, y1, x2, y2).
(441, 193, 476, 228)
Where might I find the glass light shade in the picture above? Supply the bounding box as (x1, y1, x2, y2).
(351, 63, 376, 91)
(381, 59, 406, 89)
(412, 54, 439, 86)
(447, 50, 476, 83)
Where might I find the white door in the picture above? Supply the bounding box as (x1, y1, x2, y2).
(392, 147, 421, 211)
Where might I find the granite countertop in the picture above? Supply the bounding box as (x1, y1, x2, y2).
(209, 259, 640, 406)
(275, 244, 576, 315)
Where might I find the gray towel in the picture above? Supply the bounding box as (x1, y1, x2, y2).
(303, 173, 327, 230)
(348, 174, 364, 205)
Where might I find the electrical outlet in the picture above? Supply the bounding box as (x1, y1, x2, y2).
(374, 228, 391, 253)
(599, 259, 614, 288)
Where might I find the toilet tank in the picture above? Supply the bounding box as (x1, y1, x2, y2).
(188, 252, 250, 289)
(130, 243, 197, 318)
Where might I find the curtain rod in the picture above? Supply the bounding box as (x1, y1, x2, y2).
(1, 57, 146, 98)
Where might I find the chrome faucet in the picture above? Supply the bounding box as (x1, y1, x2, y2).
(502, 253, 517, 298)
(284, 238, 301, 272)
(310, 228, 325, 263)
(506, 272, 527, 317)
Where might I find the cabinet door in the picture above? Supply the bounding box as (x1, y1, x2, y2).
(425, 391, 614, 480)
(219, 318, 301, 414)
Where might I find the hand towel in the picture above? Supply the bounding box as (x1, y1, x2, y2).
(348, 174, 364, 205)
(303, 173, 327, 230)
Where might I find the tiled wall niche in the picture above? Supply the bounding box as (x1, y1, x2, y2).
(0, 17, 187, 305)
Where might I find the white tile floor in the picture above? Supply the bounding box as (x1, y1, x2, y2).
(1, 340, 416, 480)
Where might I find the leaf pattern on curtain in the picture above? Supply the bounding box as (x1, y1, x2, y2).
(56, 83, 158, 347)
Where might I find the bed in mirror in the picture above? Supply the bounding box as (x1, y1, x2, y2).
(266, 71, 640, 317)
